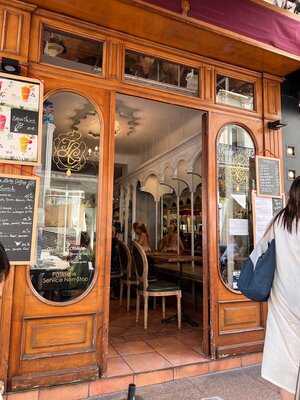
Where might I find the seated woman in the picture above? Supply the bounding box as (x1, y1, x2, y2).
(159, 220, 184, 254)
(133, 222, 151, 253)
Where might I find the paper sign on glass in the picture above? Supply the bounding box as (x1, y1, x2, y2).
(0, 73, 42, 165)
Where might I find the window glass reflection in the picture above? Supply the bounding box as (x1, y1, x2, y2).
(216, 75, 254, 111)
(125, 50, 199, 96)
(31, 92, 100, 302)
(217, 124, 255, 290)
(41, 27, 103, 75)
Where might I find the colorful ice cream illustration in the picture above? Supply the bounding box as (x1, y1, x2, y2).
(0, 114, 6, 131)
(21, 85, 31, 101)
(19, 135, 32, 153)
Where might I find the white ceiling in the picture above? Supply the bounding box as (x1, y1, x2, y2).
(46, 92, 203, 161)
(116, 94, 204, 155)
(48, 91, 101, 138)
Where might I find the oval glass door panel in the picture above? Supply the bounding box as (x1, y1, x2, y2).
(217, 124, 255, 291)
(31, 91, 101, 302)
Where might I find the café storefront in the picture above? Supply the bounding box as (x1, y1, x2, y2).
(0, 0, 299, 396)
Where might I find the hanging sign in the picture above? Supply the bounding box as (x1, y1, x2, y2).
(256, 156, 282, 198)
(252, 191, 285, 244)
(0, 174, 39, 264)
(0, 72, 43, 165)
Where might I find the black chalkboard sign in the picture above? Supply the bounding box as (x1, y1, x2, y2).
(10, 108, 39, 135)
(256, 156, 282, 198)
(0, 175, 38, 264)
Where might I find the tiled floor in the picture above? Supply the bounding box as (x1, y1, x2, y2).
(99, 365, 280, 400)
(107, 299, 207, 377)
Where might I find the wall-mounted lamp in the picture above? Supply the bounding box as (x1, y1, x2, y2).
(1, 58, 20, 75)
(267, 120, 288, 130)
(287, 146, 296, 157)
(288, 170, 296, 180)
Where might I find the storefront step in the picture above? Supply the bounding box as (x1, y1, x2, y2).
(3, 353, 262, 399)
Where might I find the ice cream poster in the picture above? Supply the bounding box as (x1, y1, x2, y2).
(0, 132, 38, 162)
(0, 74, 41, 163)
(0, 78, 39, 111)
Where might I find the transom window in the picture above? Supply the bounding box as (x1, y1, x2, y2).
(41, 27, 103, 75)
(216, 74, 255, 111)
(125, 50, 199, 96)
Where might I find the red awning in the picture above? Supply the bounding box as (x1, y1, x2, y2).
(143, 0, 300, 57)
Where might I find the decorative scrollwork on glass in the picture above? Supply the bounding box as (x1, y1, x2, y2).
(53, 130, 87, 174)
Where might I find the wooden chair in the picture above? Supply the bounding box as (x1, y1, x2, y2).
(110, 238, 125, 299)
(119, 240, 137, 311)
(132, 241, 182, 330)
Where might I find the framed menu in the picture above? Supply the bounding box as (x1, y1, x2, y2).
(0, 72, 43, 165)
(0, 174, 39, 264)
(252, 191, 285, 244)
(256, 156, 282, 198)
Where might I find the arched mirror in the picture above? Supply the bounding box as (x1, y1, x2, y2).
(217, 124, 255, 291)
(30, 91, 101, 303)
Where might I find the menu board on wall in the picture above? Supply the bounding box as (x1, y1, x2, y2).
(0, 174, 39, 264)
(252, 191, 285, 244)
(256, 156, 282, 198)
(0, 72, 43, 165)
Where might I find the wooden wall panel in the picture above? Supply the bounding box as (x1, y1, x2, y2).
(0, 1, 35, 62)
(219, 301, 263, 334)
(22, 314, 96, 359)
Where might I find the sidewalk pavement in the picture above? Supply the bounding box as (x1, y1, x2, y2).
(96, 365, 280, 399)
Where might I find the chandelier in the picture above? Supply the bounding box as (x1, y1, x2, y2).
(52, 130, 87, 176)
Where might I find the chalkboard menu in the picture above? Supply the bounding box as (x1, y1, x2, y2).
(256, 156, 282, 198)
(0, 175, 39, 264)
(0, 72, 43, 165)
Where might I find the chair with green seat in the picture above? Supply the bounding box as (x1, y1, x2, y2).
(132, 241, 182, 330)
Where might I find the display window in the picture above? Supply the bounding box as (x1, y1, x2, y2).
(31, 91, 102, 302)
(217, 124, 255, 291)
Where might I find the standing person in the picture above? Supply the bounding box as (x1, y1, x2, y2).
(257, 177, 300, 399)
(0, 243, 10, 297)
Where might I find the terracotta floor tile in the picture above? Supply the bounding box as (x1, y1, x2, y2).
(104, 356, 133, 377)
(209, 357, 242, 372)
(146, 336, 183, 350)
(157, 347, 208, 366)
(108, 344, 119, 357)
(176, 333, 202, 347)
(241, 353, 263, 367)
(7, 392, 39, 400)
(174, 362, 209, 379)
(39, 383, 89, 400)
(113, 340, 153, 356)
(134, 369, 174, 387)
(89, 376, 134, 396)
(123, 352, 171, 373)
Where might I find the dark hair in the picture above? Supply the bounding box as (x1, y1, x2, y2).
(0, 243, 10, 282)
(274, 176, 300, 233)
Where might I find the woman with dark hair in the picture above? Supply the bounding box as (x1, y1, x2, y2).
(133, 222, 151, 253)
(257, 177, 300, 399)
(0, 243, 10, 296)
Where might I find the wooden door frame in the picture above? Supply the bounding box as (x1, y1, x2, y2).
(106, 91, 211, 359)
(207, 111, 265, 358)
